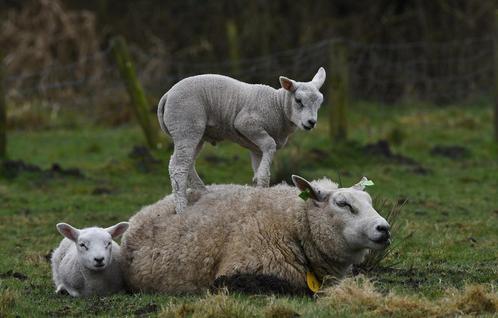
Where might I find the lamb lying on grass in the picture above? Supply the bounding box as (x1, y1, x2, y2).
(51, 222, 129, 297)
(157, 68, 326, 213)
(121, 175, 390, 295)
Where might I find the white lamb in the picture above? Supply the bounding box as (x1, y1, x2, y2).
(51, 222, 129, 297)
(157, 68, 326, 213)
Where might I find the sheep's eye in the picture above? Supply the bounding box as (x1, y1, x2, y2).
(106, 242, 112, 248)
(79, 243, 88, 250)
(337, 201, 355, 213)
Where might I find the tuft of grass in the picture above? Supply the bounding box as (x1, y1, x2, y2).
(0, 288, 19, 317)
(159, 291, 259, 318)
(447, 284, 498, 315)
(319, 276, 498, 317)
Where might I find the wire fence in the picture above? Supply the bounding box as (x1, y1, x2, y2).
(4, 35, 495, 109)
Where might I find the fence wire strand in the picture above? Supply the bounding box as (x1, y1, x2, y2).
(4, 36, 495, 108)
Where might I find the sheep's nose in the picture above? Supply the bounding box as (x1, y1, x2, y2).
(307, 119, 316, 127)
(376, 224, 391, 241)
(94, 257, 104, 264)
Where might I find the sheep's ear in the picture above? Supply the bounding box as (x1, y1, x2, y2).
(279, 76, 297, 92)
(292, 175, 328, 202)
(106, 222, 129, 238)
(352, 176, 370, 191)
(56, 223, 80, 242)
(311, 67, 326, 89)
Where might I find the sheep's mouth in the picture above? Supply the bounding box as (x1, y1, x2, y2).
(303, 124, 313, 131)
(370, 237, 391, 247)
(94, 264, 105, 268)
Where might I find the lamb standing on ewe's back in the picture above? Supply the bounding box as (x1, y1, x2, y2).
(121, 175, 390, 295)
(51, 222, 129, 297)
(157, 68, 326, 213)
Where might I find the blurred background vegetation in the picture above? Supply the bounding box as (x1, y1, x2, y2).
(0, 0, 496, 124)
(1, 1, 497, 316)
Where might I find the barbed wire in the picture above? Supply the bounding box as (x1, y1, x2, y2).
(4, 35, 495, 107)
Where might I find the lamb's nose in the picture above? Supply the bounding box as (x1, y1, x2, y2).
(307, 119, 316, 127)
(376, 224, 390, 237)
(94, 257, 104, 264)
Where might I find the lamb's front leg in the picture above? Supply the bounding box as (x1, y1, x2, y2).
(253, 138, 275, 187)
(236, 119, 276, 187)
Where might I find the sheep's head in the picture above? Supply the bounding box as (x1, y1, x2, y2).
(56, 222, 129, 271)
(280, 67, 325, 131)
(292, 175, 390, 264)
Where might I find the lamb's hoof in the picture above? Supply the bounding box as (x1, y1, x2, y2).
(254, 176, 270, 187)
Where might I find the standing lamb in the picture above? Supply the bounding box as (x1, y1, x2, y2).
(157, 68, 326, 213)
(51, 222, 129, 297)
(121, 175, 390, 295)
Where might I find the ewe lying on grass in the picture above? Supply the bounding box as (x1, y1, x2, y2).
(121, 175, 390, 295)
(51, 222, 129, 297)
(157, 68, 326, 213)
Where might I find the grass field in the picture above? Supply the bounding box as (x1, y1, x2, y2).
(0, 101, 497, 317)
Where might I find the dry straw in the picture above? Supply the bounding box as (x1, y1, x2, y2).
(319, 276, 498, 317)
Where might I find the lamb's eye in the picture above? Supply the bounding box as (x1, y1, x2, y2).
(295, 98, 304, 108)
(79, 243, 88, 250)
(106, 242, 112, 248)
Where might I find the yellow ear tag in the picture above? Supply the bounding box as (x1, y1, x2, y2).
(306, 271, 321, 293)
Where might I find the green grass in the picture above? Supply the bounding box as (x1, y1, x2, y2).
(0, 101, 497, 317)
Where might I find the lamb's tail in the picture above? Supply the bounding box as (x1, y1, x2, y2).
(157, 93, 169, 135)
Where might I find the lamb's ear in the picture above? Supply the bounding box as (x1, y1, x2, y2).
(292, 175, 329, 202)
(106, 222, 129, 238)
(352, 177, 368, 191)
(279, 76, 297, 92)
(311, 67, 326, 89)
(56, 223, 80, 242)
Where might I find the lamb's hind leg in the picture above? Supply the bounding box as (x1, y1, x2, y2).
(169, 137, 202, 213)
(187, 141, 205, 190)
(250, 151, 262, 185)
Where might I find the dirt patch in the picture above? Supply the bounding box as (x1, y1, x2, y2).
(363, 140, 416, 165)
(1, 160, 84, 179)
(48, 163, 83, 177)
(1, 160, 41, 178)
(430, 145, 470, 160)
(309, 148, 329, 161)
(362, 140, 432, 174)
(128, 145, 162, 173)
(91, 187, 113, 195)
(0, 270, 28, 281)
(134, 303, 158, 316)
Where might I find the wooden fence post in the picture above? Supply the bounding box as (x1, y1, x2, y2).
(328, 41, 349, 141)
(110, 36, 158, 149)
(226, 19, 240, 76)
(0, 51, 6, 159)
(494, 10, 498, 142)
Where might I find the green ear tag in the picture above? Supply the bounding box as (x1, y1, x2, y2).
(299, 189, 311, 201)
(363, 179, 374, 187)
